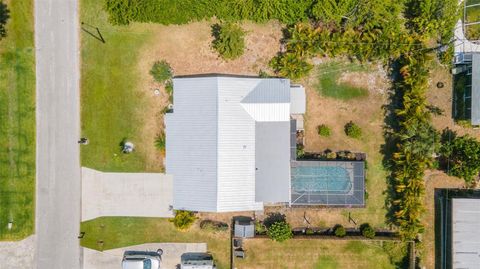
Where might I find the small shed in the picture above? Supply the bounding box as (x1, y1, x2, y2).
(234, 219, 255, 238)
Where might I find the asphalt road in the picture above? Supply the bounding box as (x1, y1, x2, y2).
(35, 0, 82, 268)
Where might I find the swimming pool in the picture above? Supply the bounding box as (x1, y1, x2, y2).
(291, 166, 352, 194)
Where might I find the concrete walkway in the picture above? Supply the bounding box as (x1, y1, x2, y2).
(83, 243, 207, 269)
(0, 235, 35, 269)
(82, 168, 174, 221)
(35, 0, 82, 268)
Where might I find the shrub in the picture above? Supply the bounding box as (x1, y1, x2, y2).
(360, 223, 376, 239)
(150, 60, 172, 83)
(317, 124, 331, 137)
(169, 210, 196, 230)
(165, 80, 173, 96)
(267, 221, 292, 242)
(200, 220, 228, 232)
(326, 151, 337, 159)
(306, 228, 314, 235)
(212, 22, 245, 60)
(0, 1, 9, 39)
(155, 132, 166, 151)
(255, 221, 267, 234)
(263, 212, 287, 228)
(344, 121, 362, 138)
(334, 224, 346, 237)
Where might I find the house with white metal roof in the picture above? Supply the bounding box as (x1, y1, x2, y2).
(165, 75, 305, 212)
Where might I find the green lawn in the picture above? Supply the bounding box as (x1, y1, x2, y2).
(315, 61, 370, 100)
(80, 0, 159, 172)
(235, 239, 408, 269)
(0, 0, 36, 240)
(80, 217, 231, 269)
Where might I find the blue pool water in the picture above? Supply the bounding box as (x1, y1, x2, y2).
(291, 166, 352, 194)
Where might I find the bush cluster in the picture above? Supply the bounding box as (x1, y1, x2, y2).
(212, 23, 245, 60)
(104, 0, 312, 26)
(169, 210, 196, 230)
(360, 223, 376, 239)
(150, 60, 172, 84)
(344, 121, 362, 139)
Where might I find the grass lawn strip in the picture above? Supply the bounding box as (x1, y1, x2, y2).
(80, 217, 230, 269)
(80, 0, 161, 172)
(0, 0, 35, 240)
(315, 61, 370, 100)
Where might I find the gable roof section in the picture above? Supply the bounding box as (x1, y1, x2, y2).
(166, 76, 291, 212)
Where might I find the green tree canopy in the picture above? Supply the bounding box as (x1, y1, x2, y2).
(0, 1, 9, 39)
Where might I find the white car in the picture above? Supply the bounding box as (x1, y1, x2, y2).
(122, 249, 163, 269)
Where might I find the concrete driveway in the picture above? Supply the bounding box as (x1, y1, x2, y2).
(83, 243, 207, 269)
(81, 168, 173, 221)
(0, 235, 35, 269)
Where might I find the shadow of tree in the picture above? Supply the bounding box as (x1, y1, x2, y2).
(0, 1, 10, 39)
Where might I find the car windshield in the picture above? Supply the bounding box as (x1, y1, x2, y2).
(143, 259, 151, 269)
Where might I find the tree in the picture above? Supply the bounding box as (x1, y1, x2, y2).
(267, 221, 292, 242)
(360, 223, 376, 239)
(169, 210, 196, 230)
(212, 22, 245, 60)
(269, 52, 312, 80)
(0, 1, 9, 39)
(440, 130, 480, 185)
(150, 60, 173, 83)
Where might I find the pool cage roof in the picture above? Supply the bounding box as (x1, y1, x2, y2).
(290, 160, 365, 207)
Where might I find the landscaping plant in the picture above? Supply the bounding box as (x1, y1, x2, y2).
(344, 121, 362, 139)
(360, 223, 376, 239)
(154, 132, 165, 152)
(317, 124, 331, 137)
(267, 221, 292, 242)
(169, 210, 196, 230)
(334, 224, 346, 238)
(212, 22, 245, 60)
(150, 60, 172, 84)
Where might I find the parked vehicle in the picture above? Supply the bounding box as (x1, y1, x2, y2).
(122, 249, 163, 269)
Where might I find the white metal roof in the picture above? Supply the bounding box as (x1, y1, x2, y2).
(166, 76, 291, 212)
(452, 198, 480, 269)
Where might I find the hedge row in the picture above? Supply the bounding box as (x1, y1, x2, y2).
(105, 0, 314, 25)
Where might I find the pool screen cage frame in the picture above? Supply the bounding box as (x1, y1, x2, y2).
(290, 160, 365, 207)
(464, 1, 480, 45)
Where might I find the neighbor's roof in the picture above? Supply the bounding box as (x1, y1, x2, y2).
(166, 76, 291, 212)
(452, 198, 480, 269)
(472, 54, 480, 125)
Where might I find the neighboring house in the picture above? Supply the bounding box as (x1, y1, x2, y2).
(166, 74, 364, 213)
(436, 189, 480, 269)
(453, 53, 480, 125)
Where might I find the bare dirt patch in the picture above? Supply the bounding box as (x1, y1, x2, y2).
(134, 21, 283, 169)
(427, 62, 480, 138)
(139, 21, 283, 76)
(337, 67, 388, 95)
